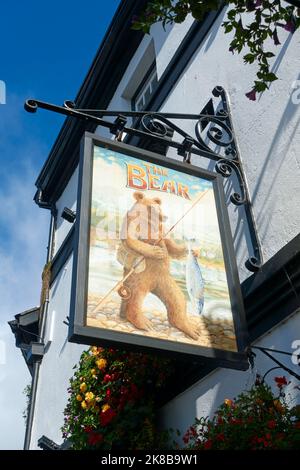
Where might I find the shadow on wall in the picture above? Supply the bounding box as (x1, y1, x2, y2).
(204, 7, 227, 53)
(250, 76, 300, 249)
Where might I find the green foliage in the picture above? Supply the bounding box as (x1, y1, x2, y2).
(62, 347, 174, 450)
(132, 1, 300, 99)
(183, 375, 300, 449)
(22, 383, 31, 424)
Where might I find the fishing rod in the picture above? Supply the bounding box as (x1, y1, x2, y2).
(91, 189, 210, 314)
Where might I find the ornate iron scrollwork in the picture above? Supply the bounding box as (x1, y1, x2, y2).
(24, 87, 262, 272)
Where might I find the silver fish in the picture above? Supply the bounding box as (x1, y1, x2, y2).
(186, 241, 205, 315)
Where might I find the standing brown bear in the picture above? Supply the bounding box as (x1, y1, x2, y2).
(117, 191, 200, 340)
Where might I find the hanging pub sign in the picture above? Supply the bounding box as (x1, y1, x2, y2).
(69, 132, 249, 369)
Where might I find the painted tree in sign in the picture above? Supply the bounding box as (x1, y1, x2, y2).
(132, 0, 300, 100)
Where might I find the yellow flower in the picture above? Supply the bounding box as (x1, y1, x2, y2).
(85, 392, 95, 403)
(81, 400, 87, 409)
(76, 394, 83, 402)
(91, 346, 98, 356)
(274, 399, 284, 414)
(80, 382, 87, 393)
(96, 358, 107, 371)
(101, 403, 110, 413)
(91, 368, 96, 375)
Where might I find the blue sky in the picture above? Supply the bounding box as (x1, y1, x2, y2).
(0, 0, 120, 449)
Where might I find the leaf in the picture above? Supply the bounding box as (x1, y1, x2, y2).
(243, 53, 256, 64)
(264, 72, 278, 82)
(224, 23, 233, 33)
(254, 80, 268, 92)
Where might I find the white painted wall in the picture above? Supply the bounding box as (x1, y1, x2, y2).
(157, 10, 300, 281)
(30, 254, 85, 449)
(30, 7, 300, 448)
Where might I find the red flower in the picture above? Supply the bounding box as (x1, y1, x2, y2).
(103, 374, 112, 383)
(204, 439, 213, 450)
(217, 415, 223, 425)
(88, 431, 103, 446)
(100, 408, 116, 426)
(216, 433, 225, 442)
(267, 420, 276, 430)
(245, 89, 257, 101)
(274, 376, 288, 388)
(130, 383, 139, 400)
(106, 389, 112, 399)
(229, 418, 243, 425)
(84, 425, 93, 433)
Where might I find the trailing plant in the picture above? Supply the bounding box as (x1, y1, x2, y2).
(62, 347, 174, 450)
(22, 383, 31, 424)
(183, 375, 300, 449)
(132, 0, 300, 99)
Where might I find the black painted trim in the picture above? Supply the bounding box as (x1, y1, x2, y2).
(50, 225, 75, 285)
(243, 233, 300, 341)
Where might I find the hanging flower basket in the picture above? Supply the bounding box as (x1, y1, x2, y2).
(62, 347, 173, 450)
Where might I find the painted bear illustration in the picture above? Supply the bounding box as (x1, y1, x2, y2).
(117, 191, 200, 340)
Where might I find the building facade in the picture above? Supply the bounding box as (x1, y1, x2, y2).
(10, 0, 300, 449)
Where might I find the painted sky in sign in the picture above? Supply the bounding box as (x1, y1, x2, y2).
(0, 0, 120, 449)
(92, 146, 221, 244)
(94, 146, 213, 198)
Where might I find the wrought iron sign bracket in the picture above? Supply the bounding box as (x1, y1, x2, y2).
(25, 86, 262, 272)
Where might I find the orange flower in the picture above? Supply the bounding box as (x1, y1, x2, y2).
(76, 394, 83, 402)
(224, 398, 234, 407)
(101, 403, 110, 413)
(81, 400, 87, 410)
(80, 382, 87, 393)
(96, 358, 107, 371)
